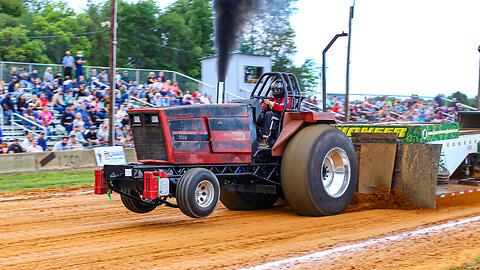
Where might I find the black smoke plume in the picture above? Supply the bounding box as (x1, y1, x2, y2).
(213, 0, 260, 82)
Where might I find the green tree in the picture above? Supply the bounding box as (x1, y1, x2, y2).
(0, 24, 49, 62)
(32, 2, 92, 63)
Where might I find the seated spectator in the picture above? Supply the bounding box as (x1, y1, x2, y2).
(7, 138, 24, 153)
(36, 93, 49, 109)
(147, 72, 155, 85)
(43, 67, 54, 82)
(98, 68, 109, 86)
(0, 138, 8, 154)
(54, 72, 63, 85)
(8, 76, 19, 94)
(72, 113, 86, 131)
(29, 68, 40, 83)
(85, 127, 100, 146)
(97, 122, 109, 144)
(21, 132, 35, 150)
(17, 66, 29, 87)
(26, 139, 44, 153)
(40, 106, 53, 125)
(121, 71, 131, 84)
(70, 124, 87, 144)
(61, 106, 75, 133)
(115, 104, 127, 121)
(124, 134, 134, 148)
(87, 106, 100, 127)
(52, 137, 70, 151)
(157, 71, 166, 83)
(16, 94, 28, 113)
(37, 132, 48, 151)
(1, 92, 15, 124)
(64, 91, 76, 107)
(41, 77, 54, 98)
(52, 88, 66, 113)
(67, 134, 84, 150)
(22, 103, 39, 129)
(31, 78, 42, 95)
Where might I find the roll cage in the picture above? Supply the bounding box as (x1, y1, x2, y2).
(250, 72, 304, 137)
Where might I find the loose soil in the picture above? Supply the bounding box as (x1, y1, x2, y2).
(1, 186, 480, 269)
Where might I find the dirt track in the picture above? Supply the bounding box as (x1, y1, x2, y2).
(1, 186, 480, 269)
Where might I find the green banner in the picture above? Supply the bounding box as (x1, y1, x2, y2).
(335, 122, 459, 143)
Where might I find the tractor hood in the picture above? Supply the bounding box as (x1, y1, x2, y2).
(128, 104, 257, 165)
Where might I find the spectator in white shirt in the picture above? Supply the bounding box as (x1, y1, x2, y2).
(26, 139, 44, 153)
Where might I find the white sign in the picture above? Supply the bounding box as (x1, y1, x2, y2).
(94, 146, 127, 166)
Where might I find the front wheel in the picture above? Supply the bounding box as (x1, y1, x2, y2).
(281, 125, 357, 216)
(176, 168, 220, 218)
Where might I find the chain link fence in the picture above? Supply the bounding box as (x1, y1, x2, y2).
(0, 61, 216, 97)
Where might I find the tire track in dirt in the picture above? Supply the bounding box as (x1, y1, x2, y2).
(1, 187, 480, 269)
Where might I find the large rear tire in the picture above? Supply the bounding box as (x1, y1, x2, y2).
(281, 125, 357, 216)
(120, 189, 157, 213)
(220, 190, 278, 210)
(176, 168, 220, 218)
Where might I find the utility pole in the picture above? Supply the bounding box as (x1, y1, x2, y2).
(108, 0, 118, 146)
(345, 2, 355, 122)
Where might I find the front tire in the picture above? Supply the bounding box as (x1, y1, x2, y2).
(281, 125, 357, 216)
(120, 189, 157, 213)
(176, 168, 220, 218)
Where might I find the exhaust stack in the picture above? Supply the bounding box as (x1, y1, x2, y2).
(216, 82, 225, 104)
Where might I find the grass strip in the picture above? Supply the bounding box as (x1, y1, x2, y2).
(0, 170, 94, 192)
(447, 257, 480, 270)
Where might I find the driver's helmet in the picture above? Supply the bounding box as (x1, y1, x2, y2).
(270, 80, 285, 99)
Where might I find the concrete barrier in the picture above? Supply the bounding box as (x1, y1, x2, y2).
(0, 153, 37, 173)
(0, 148, 138, 174)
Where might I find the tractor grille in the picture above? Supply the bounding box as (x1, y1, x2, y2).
(130, 112, 168, 161)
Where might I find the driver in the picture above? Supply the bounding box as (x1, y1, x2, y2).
(258, 80, 291, 148)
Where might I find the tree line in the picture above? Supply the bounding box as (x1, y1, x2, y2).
(0, 0, 320, 92)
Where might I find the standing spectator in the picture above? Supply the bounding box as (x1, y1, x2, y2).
(52, 137, 70, 151)
(43, 67, 54, 82)
(61, 106, 75, 133)
(7, 138, 24, 153)
(67, 134, 84, 150)
(62, 51, 75, 78)
(75, 51, 85, 79)
(37, 132, 48, 151)
(26, 139, 43, 153)
(147, 72, 155, 85)
(9, 67, 18, 80)
(1, 93, 14, 124)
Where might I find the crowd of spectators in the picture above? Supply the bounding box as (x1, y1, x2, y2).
(304, 94, 462, 123)
(0, 51, 212, 154)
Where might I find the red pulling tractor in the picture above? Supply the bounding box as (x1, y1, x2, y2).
(95, 72, 358, 218)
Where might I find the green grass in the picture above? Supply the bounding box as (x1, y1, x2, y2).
(447, 257, 480, 270)
(0, 170, 94, 192)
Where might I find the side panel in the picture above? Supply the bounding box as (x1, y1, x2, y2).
(208, 118, 251, 153)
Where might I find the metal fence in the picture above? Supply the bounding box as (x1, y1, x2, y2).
(0, 61, 216, 98)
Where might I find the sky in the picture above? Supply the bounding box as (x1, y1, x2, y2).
(68, 0, 480, 98)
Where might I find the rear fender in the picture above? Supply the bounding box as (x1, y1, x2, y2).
(271, 111, 336, 156)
